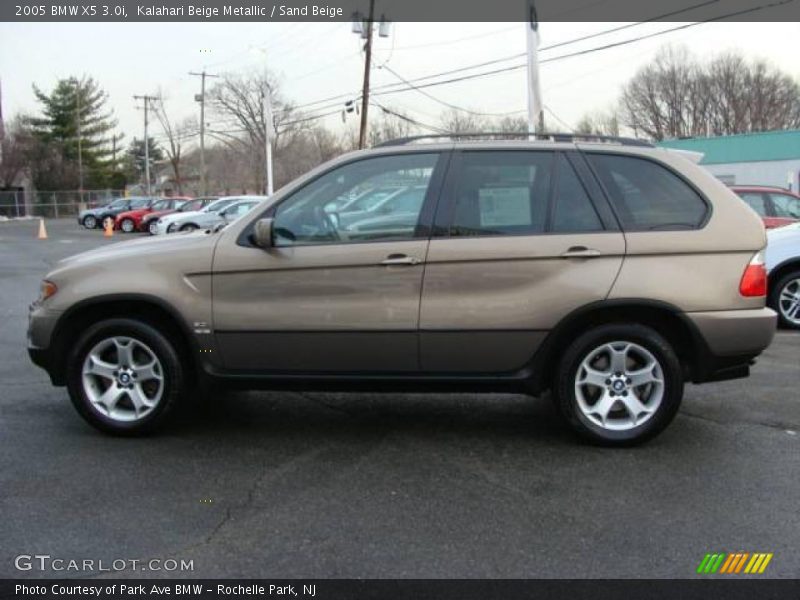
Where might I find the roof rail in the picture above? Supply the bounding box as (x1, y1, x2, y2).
(373, 132, 654, 148)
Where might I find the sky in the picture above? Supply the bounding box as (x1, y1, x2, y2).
(1, 21, 799, 147)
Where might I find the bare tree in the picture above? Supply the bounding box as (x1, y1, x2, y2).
(208, 70, 303, 191)
(152, 93, 196, 195)
(0, 116, 35, 188)
(620, 45, 800, 140)
(575, 111, 620, 136)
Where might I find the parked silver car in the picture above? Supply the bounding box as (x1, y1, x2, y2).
(154, 196, 263, 234)
(766, 222, 800, 328)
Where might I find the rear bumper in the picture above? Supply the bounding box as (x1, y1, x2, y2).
(686, 307, 777, 383)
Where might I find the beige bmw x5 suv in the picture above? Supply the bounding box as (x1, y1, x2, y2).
(28, 135, 776, 444)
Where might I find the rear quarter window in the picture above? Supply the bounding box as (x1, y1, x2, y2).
(586, 154, 708, 231)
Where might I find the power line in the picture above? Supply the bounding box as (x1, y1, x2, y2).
(288, 0, 783, 113)
(379, 64, 523, 117)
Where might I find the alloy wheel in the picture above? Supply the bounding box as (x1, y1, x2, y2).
(83, 215, 97, 229)
(574, 341, 665, 431)
(81, 336, 164, 422)
(778, 277, 800, 326)
(121, 219, 135, 233)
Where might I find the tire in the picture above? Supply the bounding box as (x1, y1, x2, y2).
(147, 220, 159, 235)
(66, 318, 186, 435)
(82, 215, 98, 229)
(768, 270, 800, 330)
(120, 218, 136, 233)
(552, 323, 684, 446)
(180, 223, 198, 232)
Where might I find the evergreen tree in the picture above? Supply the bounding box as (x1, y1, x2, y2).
(29, 76, 117, 188)
(125, 137, 164, 187)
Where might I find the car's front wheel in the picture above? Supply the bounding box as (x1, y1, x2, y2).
(120, 218, 136, 233)
(82, 215, 97, 229)
(66, 318, 185, 435)
(769, 270, 800, 329)
(553, 323, 683, 446)
(180, 223, 198, 232)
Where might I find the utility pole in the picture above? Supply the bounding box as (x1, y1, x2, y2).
(189, 70, 219, 196)
(134, 94, 157, 195)
(357, 0, 375, 149)
(351, 3, 391, 149)
(526, 0, 544, 135)
(263, 87, 274, 196)
(75, 78, 84, 201)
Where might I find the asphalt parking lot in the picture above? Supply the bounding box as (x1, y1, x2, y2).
(0, 218, 798, 579)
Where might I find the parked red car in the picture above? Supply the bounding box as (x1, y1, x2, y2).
(140, 197, 218, 235)
(731, 186, 800, 229)
(114, 197, 192, 233)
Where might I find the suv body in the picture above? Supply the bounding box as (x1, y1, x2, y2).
(731, 185, 800, 229)
(30, 138, 776, 444)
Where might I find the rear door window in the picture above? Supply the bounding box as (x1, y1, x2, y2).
(449, 151, 553, 236)
(552, 155, 603, 232)
(587, 154, 708, 230)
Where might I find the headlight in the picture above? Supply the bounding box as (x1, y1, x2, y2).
(39, 280, 58, 302)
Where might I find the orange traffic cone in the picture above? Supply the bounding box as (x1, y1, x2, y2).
(104, 218, 114, 238)
(37, 219, 48, 240)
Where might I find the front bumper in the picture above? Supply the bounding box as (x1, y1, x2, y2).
(27, 302, 64, 385)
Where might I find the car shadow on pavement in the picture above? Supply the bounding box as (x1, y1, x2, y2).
(168, 390, 578, 446)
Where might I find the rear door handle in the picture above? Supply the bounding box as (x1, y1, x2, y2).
(380, 254, 421, 266)
(560, 246, 602, 258)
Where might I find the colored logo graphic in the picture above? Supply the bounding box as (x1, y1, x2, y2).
(697, 552, 773, 574)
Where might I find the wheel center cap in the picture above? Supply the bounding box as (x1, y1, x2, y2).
(118, 372, 131, 385)
(612, 380, 625, 391)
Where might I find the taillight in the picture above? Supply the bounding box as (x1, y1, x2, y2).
(739, 251, 767, 297)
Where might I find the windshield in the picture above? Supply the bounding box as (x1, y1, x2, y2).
(203, 198, 237, 213)
(129, 198, 151, 209)
(151, 199, 171, 211)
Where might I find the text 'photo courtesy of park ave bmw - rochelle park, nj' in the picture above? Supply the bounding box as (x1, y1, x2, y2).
(0, 1, 799, 598)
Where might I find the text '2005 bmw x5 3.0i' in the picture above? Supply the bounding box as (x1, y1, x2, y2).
(28, 134, 777, 445)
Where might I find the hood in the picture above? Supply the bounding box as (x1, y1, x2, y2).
(52, 228, 217, 274)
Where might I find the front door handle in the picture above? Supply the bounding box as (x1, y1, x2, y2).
(560, 246, 602, 258)
(381, 254, 421, 266)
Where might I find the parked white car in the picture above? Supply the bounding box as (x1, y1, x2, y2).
(766, 222, 800, 329)
(153, 196, 263, 235)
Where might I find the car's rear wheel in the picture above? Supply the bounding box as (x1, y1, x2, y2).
(553, 323, 683, 446)
(82, 215, 97, 229)
(180, 223, 198, 232)
(66, 318, 185, 435)
(769, 270, 800, 329)
(120, 218, 136, 233)
(147, 220, 159, 235)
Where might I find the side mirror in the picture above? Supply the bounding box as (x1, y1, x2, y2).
(253, 218, 274, 248)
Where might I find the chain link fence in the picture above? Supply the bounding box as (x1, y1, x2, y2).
(0, 190, 126, 219)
